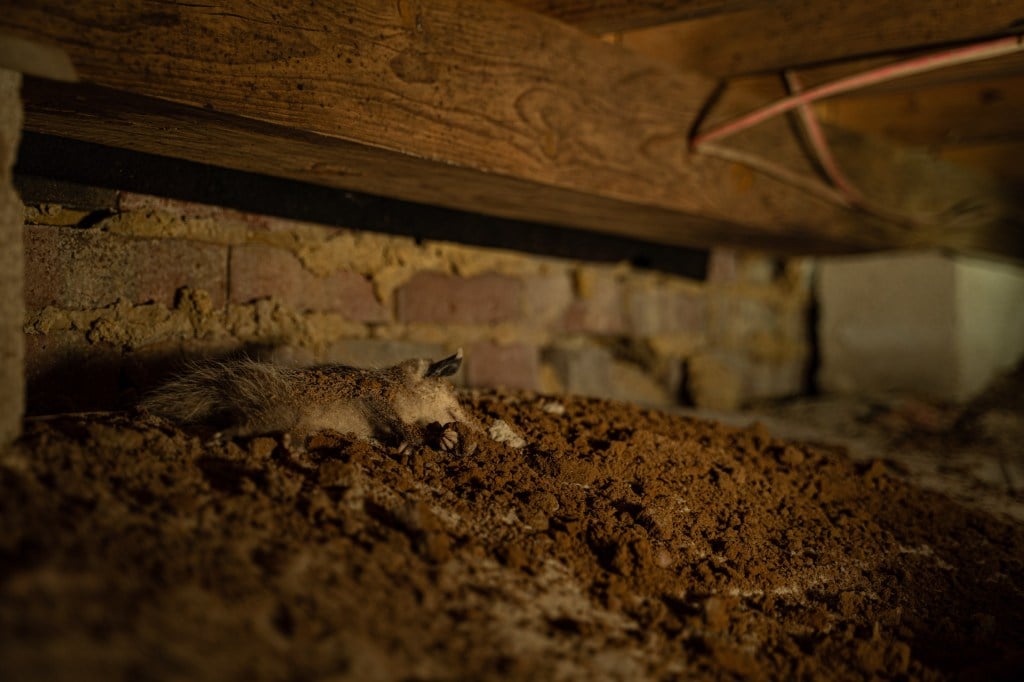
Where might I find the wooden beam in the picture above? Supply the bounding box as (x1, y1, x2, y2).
(504, 1, 758, 34)
(0, 33, 77, 81)
(620, 1, 1024, 77)
(2, 1, 1022, 259)
(814, 75, 1024, 147)
(940, 142, 1024, 189)
(730, 51, 1024, 105)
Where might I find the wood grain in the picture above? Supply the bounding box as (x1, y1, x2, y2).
(814, 75, 1024, 147)
(19, 77, 861, 255)
(939, 142, 1024, 189)
(505, 0, 759, 33)
(621, 0, 1024, 77)
(2, 0, 1022, 258)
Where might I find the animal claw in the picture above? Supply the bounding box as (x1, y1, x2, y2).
(438, 427, 459, 453)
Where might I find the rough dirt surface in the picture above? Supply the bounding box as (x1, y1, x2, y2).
(2, 389, 1023, 680)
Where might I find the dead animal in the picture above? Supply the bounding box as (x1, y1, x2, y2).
(141, 349, 478, 452)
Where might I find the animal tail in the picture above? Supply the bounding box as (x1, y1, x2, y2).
(140, 358, 293, 426)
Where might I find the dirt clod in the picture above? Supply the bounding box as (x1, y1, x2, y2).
(1, 392, 1022, 680)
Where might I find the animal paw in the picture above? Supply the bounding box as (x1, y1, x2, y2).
(438, 426, 459, 453)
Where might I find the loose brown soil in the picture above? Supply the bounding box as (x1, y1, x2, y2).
(2, 391, 1022, 680)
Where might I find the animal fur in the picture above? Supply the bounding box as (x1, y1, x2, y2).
(141, 350, 475, 448)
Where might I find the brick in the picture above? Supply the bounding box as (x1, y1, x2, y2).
(687, 350, 807, 410)
(256, 344, 317, 367)
(686, 352, 744, 411)
(626, 287, 707, 336)
(322, 339, 448, 371)
(561, 269, 624, 334)
(543, 345, 612, 398)
(229, 244, 387, 321)
(465, 342, 539, 391)
(708, 296, 779, 350)
(606, 361, 675, 406)
(706, 249, 737, 284)
(395, 272, 522, 324)
(24, 225, 227, 311)
(734, 254, 780, 284)
(522, 272, 573, 326)
(744, 356, 807, 402)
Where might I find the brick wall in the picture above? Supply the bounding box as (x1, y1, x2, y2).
(22, 189, 813, 413)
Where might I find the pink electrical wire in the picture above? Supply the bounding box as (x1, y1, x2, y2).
(691, 34, 1024, 149)
(783, 70, 866, 207)
(782, 69, 930, 226)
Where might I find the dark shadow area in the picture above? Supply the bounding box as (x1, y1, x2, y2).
(16, 132, 709, 280)
(24, 341, 280, 416)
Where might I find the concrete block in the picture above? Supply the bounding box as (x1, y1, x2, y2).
(1, 70, 23, 444)
(819, 251, 1024, 401)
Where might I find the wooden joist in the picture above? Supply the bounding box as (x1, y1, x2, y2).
(620, 0, 1024, 77)
(1, 1, 1022, 258)
(814, 75, 1024, 148)
(777, 52, 1024, 95)
(506, 0, 757, 34)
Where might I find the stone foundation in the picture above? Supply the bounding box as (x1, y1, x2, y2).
(22, 186, 813, 413)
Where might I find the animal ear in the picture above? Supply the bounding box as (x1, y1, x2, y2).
(424, 348, 463, 378)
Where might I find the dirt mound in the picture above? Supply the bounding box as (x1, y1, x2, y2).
(1, 392, 1022, 680)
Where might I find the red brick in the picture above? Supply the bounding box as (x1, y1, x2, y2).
(118, 192, 298, 233)
(396, 272, 522, 324)
(627, 288, 707, 336)
(465, 342, 539, 391)
(706, 249, 737, 284)
(324, 339, 448, 371)
(522, 273, 573, 325)
(561, 273, 624, 335)
(24, 225, 227, 311)
(229, 244, 388, 321)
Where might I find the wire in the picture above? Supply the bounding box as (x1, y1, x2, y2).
(782, 70, 928, 228)
(783, 70, 865, 207)
(692, 34, 1024, 149)
(689, 34, 1024, 226)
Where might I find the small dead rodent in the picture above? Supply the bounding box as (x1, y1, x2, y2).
(141, 349, 478, 452)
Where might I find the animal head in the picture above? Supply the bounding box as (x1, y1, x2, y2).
(399, 348, 463, 384)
